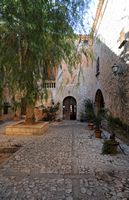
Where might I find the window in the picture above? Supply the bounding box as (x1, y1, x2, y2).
(43, 82, 56, 88)
(3, 102, 10, 114)
(96, 57, 100, 77)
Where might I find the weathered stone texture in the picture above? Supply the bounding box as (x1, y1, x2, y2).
(6, 121, 49, 136)
(0, 121, 129, 199)
(92, 39, 129, 124)
(54, 52, 95, 120)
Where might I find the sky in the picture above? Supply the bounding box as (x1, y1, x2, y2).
(76, 0, 98, 34)
(51, 0, 99, 34)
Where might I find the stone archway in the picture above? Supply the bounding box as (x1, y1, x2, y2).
(63, 96, 77, 120)
(95, 89, 105, 114)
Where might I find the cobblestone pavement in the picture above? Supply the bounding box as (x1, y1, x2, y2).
(0, 121, 129, 200)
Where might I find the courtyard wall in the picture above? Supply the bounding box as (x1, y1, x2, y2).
(92, 0, 129, 125)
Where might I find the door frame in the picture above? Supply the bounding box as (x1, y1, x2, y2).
(63, 96, 77, 120)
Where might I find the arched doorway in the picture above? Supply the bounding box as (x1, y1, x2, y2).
(63, 96, 77, 120)
(95, 89, 105, 114)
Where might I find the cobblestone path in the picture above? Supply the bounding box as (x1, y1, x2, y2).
(0, 121, 129, 200)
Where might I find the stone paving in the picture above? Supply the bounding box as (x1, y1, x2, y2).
(0, 121, 129, 200)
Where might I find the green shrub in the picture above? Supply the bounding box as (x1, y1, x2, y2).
(84, 99, 95, 122)
(42, 102, 60, 121)
(107, 114, 129, 138)
(102, 139, 119, 154)
(80, 112, 86, 122)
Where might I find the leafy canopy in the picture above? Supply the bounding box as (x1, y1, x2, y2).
(0, 0, 91, 103)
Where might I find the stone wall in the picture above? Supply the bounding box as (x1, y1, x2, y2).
(54, 49, 94, 120)
(91, 0, 129, 125)
(92, 38, 129, 125)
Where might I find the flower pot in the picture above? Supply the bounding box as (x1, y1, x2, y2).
(88, 122, 94, 130)
(95, 130, 102, 138)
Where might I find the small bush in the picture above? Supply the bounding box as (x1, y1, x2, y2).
(84, 99, 95, 122)
(107, 115, 129, 139)
(42, 102, 60, 121)
(80, 112, 86, 122)
(102, 140, 119, 154)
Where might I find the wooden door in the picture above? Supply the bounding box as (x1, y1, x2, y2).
(63, 96, 76, 120)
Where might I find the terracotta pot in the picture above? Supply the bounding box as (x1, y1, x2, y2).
(88, 122, 94, 130)
(95, 130, 102, 138)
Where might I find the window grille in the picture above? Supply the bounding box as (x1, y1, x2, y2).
(43, 82, 56, 88)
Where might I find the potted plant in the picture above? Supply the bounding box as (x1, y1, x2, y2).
(102, 136, 119, 154)
(107, 114, 116, 136)
(42, 102, 60, 122)
(80, 112, 86, 122)
(94, 114, 102, 138)
(94, 108, 106, 138)
(84, 99, 95, 130)
(101, 113, 119, 154)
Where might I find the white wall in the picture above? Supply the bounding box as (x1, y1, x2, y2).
(96, 0, 129, 55)
(54, 53, 94, 120)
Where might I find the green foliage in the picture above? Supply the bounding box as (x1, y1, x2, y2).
(42, 102, 60, 121)
(80, 112, 86, 122)
(84, 99, 95, 122)
(12, 101, 21, 116)
(94, 115, 101, 130)
(0, 66, 5, 112)
(106, 114, 129, 139)
(94, 108, 106, 130)
(107, 115, 117, 134)
(0, 0, 91, 119)
(102, 140, 118, 155)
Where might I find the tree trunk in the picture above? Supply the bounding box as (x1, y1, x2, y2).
(0, 108, 2, 121)
(25, 103, 35, 125)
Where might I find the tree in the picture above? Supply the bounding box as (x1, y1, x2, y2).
(0, 0, 91, 124)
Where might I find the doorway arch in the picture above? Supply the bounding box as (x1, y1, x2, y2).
(95, 89, 105, 114)
(63, 96, 77, 120)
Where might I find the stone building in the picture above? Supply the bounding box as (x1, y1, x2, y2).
(92, 0, 129, 125)
(47, 0, 129, 124)
(37, 35, 94, 121)
(1, 0, 129, 125)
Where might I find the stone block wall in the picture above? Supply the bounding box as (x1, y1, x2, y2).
(54, 53, 94, 120)
(92, 38, 129, 125)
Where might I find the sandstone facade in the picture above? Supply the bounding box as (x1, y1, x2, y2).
(1, 0, 129, 125)
(51, 0, 129, 124)
(92, 0, 129, 125)
(39, 43, 93, 120)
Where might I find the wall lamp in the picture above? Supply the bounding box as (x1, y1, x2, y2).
(112, 63, 124, 76)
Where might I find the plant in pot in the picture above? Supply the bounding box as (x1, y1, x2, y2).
(94, 113, 102, 138)
(80, 112, 86, 122)
(102, 136, 119, 154)
(102, 114, 119, 154)
(42, 102, 60, 121)
(84, 99, 95, 130)
(94, 108, 106, 138)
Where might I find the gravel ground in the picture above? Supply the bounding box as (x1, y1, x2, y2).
(0, 120, 129, 200)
